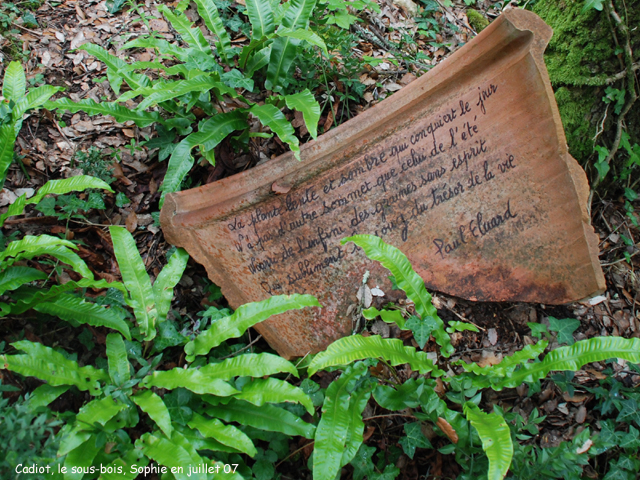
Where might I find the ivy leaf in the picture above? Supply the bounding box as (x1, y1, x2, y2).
(618, 426, 640, 449)
(405, 315, 438, 349)
(528, 322, 548, 339)
(398, 422, 431, 459)
(370, 465, 401, 480)
(221, 69, 254, 92)
(351, 444, 376, 480)
(253, 457, 275, 480)
(616, 397, 640, 427)
(116, 192, 131, 207)
(548, 317, 580, 345)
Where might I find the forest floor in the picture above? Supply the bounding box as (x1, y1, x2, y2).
(1, 0, 639, 479)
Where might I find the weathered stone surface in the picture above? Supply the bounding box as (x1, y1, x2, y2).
(161, 8, 606, 358)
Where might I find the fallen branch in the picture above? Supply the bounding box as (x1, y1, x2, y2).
(605, 61, 640, 84)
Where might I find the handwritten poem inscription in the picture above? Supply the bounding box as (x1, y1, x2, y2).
(232, 85, 514, 294)
(162, 9, 605, 357)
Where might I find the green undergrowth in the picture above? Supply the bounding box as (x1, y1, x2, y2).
(532, 0, 639, 179)
(3, 235, 638, 480)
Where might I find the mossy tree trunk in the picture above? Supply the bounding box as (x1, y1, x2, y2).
(532, 0, 639, 192)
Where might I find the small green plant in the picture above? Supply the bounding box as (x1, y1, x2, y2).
(73, 147, 116, 184)
(0, 389, 63, 480)
(0, 176, 119, 320)
(307, 235, 640, 480)
(1, 227, 321, 477)
(46, 0, 327, 206)
(1, 61, 62, 185)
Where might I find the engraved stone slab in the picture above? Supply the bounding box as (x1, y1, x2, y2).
(161, 9, 605, 358)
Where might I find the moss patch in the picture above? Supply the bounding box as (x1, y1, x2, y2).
(533, 0, 640, 164)
(533, 0, 619, 86)
(466, 9, 489, 33)
(554, 86, 598, 162)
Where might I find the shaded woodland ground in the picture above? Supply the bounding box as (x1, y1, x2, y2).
(0, 0, 639, 479)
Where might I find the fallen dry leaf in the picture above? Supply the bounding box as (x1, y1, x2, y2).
(125, 212, 138, 233)
(272, 181, 292, 195)
(436, 417, 458, 444)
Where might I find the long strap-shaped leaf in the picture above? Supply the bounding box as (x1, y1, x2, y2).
(169, 430, 242, 480)
(184, 293, 320, 361)
(158, 5, 210, 53)
(463, 403, 513, 480)
(341, 380, 375, 467)
(196, 352, 298, 381)
(188, 412, 257, 456)
(281, 0, 317, 29)
(234, 377, 314, 414)
(205, 398, 316, 438)
(1, 175, 111, 229)
(1, 340, 108, 395)
(245, 0, 275, 39)
(0, 124, 16, 186)
(136, 75, 221, 110)
(0, 234, 92, 278)
(110, 226, 157, 340)
(76, 395, 128, 428)
(26, 384, 70, 409)
(160, 110, 248, 203)
(137, 433, 203, 480)
(12, 85, 63, 135)
(308, 335, 444, 376)
(342, 235, 454, 356)
(0, 267, 47, 295)
(64, 439, 101, 480)
(9, 278, 127, 315)
(132, 390, 173, 438)
(34, 293, 131, 339)
(29, 175, 114, 203)
(490, 336, 640, 391)
(106, 332, 131, 385)
(47, 98, 162, 127)
(455, 342, 548, 382)
(250, 103, 300, 158)
(192, 0, 232, 63)
(153, 247, 189, 323)
(284, 89, 320, 139)
(265, 36, 301, 94)
(80, 44, 149, 94)
(2, 61, 26, 102)
(245, 45, 272, 77)
(122, 37, 192, 63)
(174, 424, 242, 453)
(278, 28, 328, 56)
(142, 367, 240, 396)
(313, 362, 368, 480)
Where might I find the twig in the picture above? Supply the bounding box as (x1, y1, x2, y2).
(275, 441, 314, 468)
(433, 0, 476, 35)
(592, 104, 609, 142)
(605, 62, 640, 84)
(219, 335, 262, 359)
(284, 351, 311, 383)
(363, 413, 416, 421)
(11, 23, 42, 36)
(442, 303, 486, 331)
(600, 250, 640, 267)
(52, 117, 77, 157)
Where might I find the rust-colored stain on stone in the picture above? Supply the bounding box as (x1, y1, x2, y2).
(161, 9, 606, 358)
